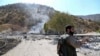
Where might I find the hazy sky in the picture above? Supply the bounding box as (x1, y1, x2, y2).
(0, 0, 100, 15)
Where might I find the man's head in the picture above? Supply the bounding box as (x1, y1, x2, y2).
(65, 25, 74, 36)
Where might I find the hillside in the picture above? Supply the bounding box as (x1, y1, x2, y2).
(44, 12, 100, 34)
(0, 3, 55, 33)
(0, 3, 100, 34)
(78, 14, 100, 22)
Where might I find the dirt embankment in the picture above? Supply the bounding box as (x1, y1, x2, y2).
(0, 39, 21, 55)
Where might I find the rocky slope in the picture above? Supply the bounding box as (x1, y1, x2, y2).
(0, 3, 55, 33)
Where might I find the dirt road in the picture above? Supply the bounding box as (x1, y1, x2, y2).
(2, 39, 84, 56)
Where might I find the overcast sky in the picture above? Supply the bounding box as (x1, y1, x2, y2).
(0, 0, 100, 15)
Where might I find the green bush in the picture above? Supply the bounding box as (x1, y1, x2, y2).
(44, 11, 74, 34)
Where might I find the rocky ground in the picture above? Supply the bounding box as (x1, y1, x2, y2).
(0, 33, 100, 56)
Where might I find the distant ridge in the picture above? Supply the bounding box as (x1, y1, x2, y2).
(78, 14, 100, 22)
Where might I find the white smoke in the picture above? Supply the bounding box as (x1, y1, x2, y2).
(28, 14, 49, 34)
(19, 3, 55, 34)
